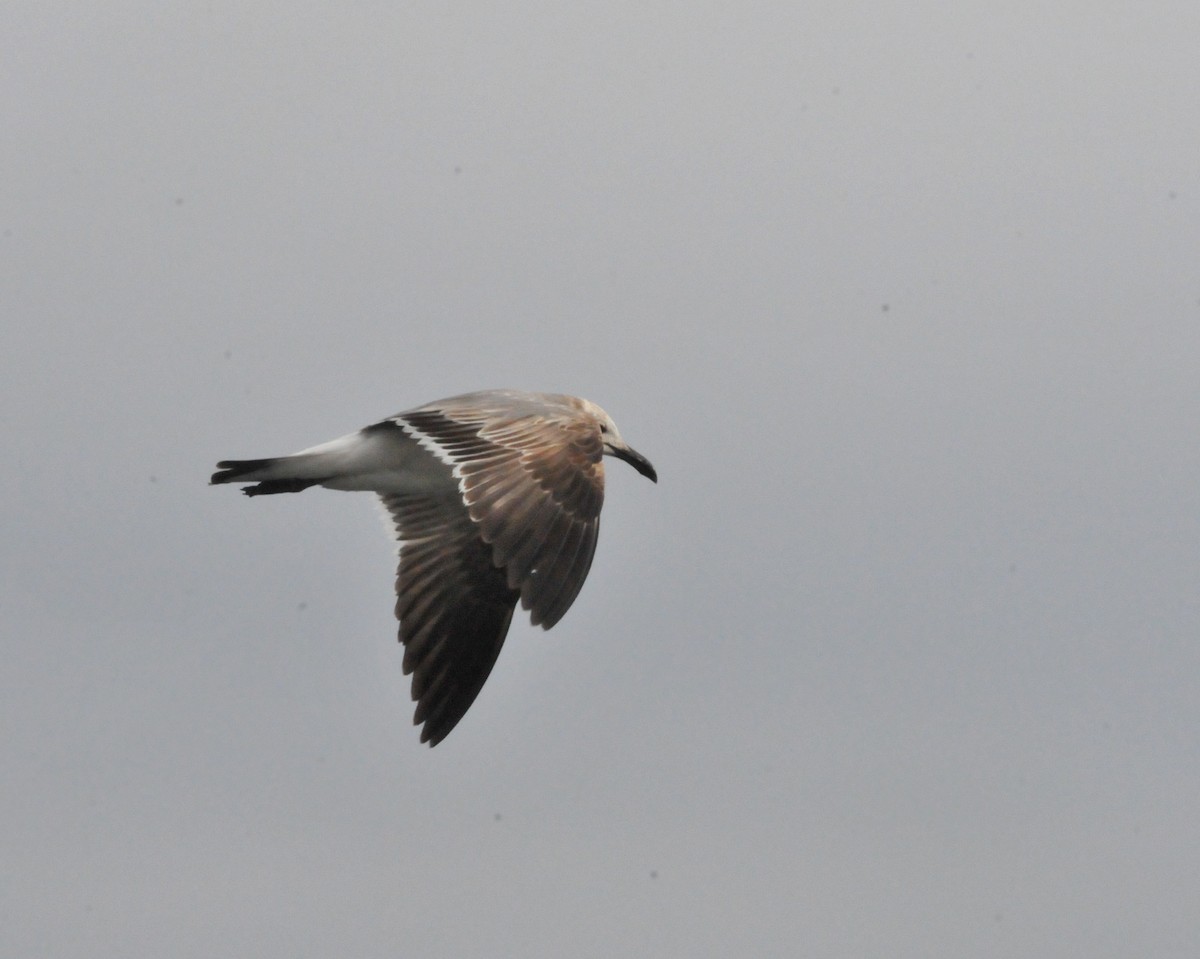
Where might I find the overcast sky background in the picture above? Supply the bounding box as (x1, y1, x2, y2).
(4, 3, 1199, 957)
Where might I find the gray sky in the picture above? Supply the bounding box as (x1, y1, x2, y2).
(4, 3, 1199, 957)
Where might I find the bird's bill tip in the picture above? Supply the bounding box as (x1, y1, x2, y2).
(611, 444, 658, 483)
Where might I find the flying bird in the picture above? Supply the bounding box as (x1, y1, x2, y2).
(210, 389, 657, 745)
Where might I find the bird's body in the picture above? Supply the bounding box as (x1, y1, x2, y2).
(211, 390, 656, 745)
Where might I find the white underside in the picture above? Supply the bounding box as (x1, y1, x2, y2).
(257, 426, 456, 495)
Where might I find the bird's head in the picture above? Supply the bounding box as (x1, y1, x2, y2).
(591, 406, 657, 483)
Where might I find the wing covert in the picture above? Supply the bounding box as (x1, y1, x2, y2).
(400, 407, 606, 627)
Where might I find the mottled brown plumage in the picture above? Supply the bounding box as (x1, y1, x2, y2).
(211, 390, 656, 745)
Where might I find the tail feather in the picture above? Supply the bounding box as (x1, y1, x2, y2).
(211, 427, 404, 496)
(211, 457, 325, 496)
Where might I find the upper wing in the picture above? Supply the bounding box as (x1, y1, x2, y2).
(399, 403, 606, 629)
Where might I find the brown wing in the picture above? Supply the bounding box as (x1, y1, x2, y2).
(402, 406, 606, 629)
(379, 490, 521, 746)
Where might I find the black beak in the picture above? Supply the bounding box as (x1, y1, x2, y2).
(610, 444, 658, 483)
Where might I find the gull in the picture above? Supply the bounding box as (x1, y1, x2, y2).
(210, 389, 657, 746)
